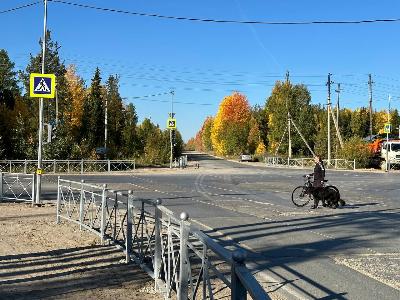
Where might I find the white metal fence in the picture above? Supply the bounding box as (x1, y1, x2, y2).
(57, 178, 269, 300)
(0, 160, 136, 174)
(265, 157, 356, 170)
(0, 172, 36, 202)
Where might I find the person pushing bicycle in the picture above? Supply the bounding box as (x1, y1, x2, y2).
(309, 155, 326, 209)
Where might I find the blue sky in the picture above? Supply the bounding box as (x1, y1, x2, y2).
(2, 0, 400, 141)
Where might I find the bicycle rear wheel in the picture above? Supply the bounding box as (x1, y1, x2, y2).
(292, 186, 312, 207)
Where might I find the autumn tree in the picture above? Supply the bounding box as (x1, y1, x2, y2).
(201, 116, 213, 152)
(246, 117, 260, 154)
(350, 107, 369, 137)
(64, 65, 86, 139)
(265, 81, 315, 156)
(251, 105, 268, 149)
(211, 92, 251, 156)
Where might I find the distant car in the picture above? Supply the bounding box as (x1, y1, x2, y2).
(240, 154, 253, 162)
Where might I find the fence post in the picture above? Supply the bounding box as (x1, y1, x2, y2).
(100, 184, 107, 243)
(178, 212, 190, 300)
(53, 159, 56, 173)
(0, 172, 3, 200)
(231, 250, 247, 300)
(154, 199, 162, 290)
(126, 191, 133, 263)
(81, 160, 84, 174)
(108, 160, 111, 172)
(79, 180, 85, 230)
(67, 160, 70, 173)
(24, 160, 27, 174)
(56, 176, 61, 224)
(9, 160, 12, 173)
(353, 159, 356, 170)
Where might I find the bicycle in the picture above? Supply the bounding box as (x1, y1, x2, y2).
(291, 175, 345, 208)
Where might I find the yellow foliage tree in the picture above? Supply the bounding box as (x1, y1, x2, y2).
(211, 92, 251, 156)
(64, 65, 86, 132)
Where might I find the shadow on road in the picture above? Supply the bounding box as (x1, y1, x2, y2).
(203, 207, 399, 298)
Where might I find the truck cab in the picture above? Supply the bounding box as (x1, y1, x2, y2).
(380, 140, 400, 169)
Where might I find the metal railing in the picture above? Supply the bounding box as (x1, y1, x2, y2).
(265, 157, 356, 170)
(0, 160, 136, 174)
(174, 155, 188, 168)
(0, 172, 36, 202)
(57, 178, 269, 300)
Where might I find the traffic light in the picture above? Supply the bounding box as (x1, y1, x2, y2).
(46, 123, 57, 143)
(171, 130, 176, 146)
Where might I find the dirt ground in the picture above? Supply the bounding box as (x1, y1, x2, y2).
(0, 202, 161, 300)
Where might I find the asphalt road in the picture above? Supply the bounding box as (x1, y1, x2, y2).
(44, 153, 400, 300)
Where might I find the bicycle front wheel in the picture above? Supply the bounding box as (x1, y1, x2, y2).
(292, 186, 312, 207)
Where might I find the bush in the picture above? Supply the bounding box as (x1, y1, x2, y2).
(337, 136, 373, 168)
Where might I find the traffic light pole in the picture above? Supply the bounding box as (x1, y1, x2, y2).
(35, 0, 48, 204)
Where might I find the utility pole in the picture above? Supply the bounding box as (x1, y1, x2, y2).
(326, 73, 333, 165)
(334, 83, 341, 156)
(55, 89, 59, 125)
(35, 0, 48, 204)
(285, 71, 292, 158)
(169, 90, 175, 169)
(104, 95, 108, 151)
(386, 95, 391, 172)
(368, 74, 374, 140)
(335, 83, 341, 128)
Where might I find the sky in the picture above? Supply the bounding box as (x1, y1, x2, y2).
(2, 0, 400, 141)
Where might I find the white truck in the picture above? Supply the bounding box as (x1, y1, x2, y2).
(380, 140, 400, 170)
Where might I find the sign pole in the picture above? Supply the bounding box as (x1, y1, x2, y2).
(169, 90, 174, 169)
(35, 0, 48, 204)
(386, 95, 391, 172)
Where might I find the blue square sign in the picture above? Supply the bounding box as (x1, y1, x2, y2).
(30, 73, 56, 98)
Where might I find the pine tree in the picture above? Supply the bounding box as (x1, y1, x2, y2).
(122, 103, 138, 158)
(105, 75, 124, 158)
(83, 67, 104, 153)
(19, 31, 70, 159)
(0, 49, 21, 158)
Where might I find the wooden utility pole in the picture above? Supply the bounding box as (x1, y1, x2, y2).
(368, 74, 374, 140)
(286, 71, 292, 158)
(326, 73, 333, 165)
(335, 83, 341, 128)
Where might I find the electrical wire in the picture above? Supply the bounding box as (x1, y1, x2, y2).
(0, 1, 41, 14)
(48, 0, 400, 26)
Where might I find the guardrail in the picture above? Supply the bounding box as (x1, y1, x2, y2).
(265, 157, 356, 170)
(0, 172, 36, 202)
(57, 178, 269, 300)
(0, 160, 136, 174)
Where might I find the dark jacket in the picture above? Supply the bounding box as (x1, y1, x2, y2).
(312, 162, 325, 187)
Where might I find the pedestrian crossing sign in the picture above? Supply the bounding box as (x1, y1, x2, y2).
(167, 118, 177, 129)
(384, 123, 391, 134)
(30, 73, 56, 98)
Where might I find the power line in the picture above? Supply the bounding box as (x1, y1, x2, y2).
(0, 1, 41, 14)
(48, 0, 400, 26)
